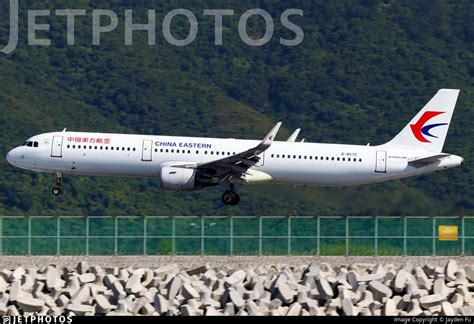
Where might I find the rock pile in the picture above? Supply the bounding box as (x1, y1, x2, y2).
(0, 260, 473, 316)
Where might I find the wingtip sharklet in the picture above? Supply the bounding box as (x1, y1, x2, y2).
(261, 122, 282, 147)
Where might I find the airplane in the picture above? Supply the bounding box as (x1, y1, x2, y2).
(6, 89, 464, 206)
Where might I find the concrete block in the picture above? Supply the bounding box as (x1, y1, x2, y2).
(70, 285, 91, 305)
(12, 267, 26, 281)
(95, 294, 114, 314)
(67, 304, 96, 316)
(7, 305, 20, 316)
(286, 302, 302, 316)
(393, 270, 409, 293)
(205, 307, 223, 316)
(226, 270, 247, 286)
(419, 294, 446, 308)
(277, 281, 294, 304)
(382, 298, 398, 316)
(445, 259, 458, 281)
(16, 297, 45, 313)
(125, 273, 144, 294)
(77, 261, 89, 274)
(316, 277, 334, 299)
(368, 281, 392, 300)
(79, 273, 96, 284)
(229, 290, 245, 309)
(441, 302, 455, 316)
(342, 298, 358, 316)
(154, 294, 169, 315)
(433, 278, 448, 296)
(167, 276, 182, 300)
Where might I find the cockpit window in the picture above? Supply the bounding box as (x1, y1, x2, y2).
(27, 142, 33, 147)
(34, 142, 39, 148)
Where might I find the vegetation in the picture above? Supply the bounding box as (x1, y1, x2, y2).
(0, 0, 473, 217)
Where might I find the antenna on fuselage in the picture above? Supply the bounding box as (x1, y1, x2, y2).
(62, 128, 67, 132)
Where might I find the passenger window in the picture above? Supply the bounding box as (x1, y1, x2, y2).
(348, 158, 351, 162)
(326, 157, 329, 160)
(166, 149, 169, 153)
(359, 158, 362, 162)
(133, 148, 136, 151)
(111, 147, 114, 151)
(342, 158, 345, 161)
(101, 146, 104, 150)
(67, 145, 70, 149)
(331, 157, 334, 161)
(216, 152, 219, 155)
(277, 154, 280, 158)
(271, 154, 274, 158)
(89, 146, 93, 149)
(188, 150, 191, 154)
(73, 145, 76, 149)
(211, 151, 214, 155)
(337, 157, 340, 161)
(128, 148, 130, 151)
(95, 146, 98, 150)
(299, 156, 302, 159)
(196, 151, 199, 154)
(205, 151, 208, 155)
(106, 147, 109, 150)
(282, 155, 285, 158)
(304, 156, 307, 159)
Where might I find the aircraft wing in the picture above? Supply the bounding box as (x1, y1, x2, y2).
(194, 122, 282, 175)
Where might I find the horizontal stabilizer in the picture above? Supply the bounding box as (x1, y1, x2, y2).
(408, 154, 449, 167)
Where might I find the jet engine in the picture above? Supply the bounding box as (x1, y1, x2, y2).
(160, 166, 217, 191)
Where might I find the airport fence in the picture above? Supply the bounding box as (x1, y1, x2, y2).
(0, 216, 472, 256)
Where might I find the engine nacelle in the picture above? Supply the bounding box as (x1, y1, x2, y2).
(160, 166, 218, 191)
(160, 167, 197, 191)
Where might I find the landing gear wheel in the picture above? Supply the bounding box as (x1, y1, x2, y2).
(52, 187, 61, 196)
(221, 191, 240, 206)
(52, 172, 63, 196)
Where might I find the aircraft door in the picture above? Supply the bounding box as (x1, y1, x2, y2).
(142, 140, 153, 162)
(375, 151, 387, 173)
(51, 136, 63, 158)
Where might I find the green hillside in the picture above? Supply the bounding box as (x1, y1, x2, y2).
(0, 0, 473, 216)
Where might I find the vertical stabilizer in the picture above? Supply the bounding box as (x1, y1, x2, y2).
(384, 89, 460, 152)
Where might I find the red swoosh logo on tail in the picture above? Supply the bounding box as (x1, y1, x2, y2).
(410, 111, 445, 143)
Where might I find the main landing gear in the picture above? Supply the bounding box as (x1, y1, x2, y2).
(52, 172, 63, 196)
(221, 184, 240, 206)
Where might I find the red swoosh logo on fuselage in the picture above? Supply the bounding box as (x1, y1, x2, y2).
(410, 111, 445, 143)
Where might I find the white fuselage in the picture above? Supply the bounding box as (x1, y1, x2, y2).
(6, 131, 463, 187)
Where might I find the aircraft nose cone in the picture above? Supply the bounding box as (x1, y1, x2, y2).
(6, 149, 16, 165)
(6, 151, 12, 164)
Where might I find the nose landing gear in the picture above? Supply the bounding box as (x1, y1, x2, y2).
(221, 184, 240, 206)
(52, 172, 63, 196)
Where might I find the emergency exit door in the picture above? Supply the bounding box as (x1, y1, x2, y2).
(142, 140, 153, 162)
(375, 151, 387, 173)
(51, 136, 63, 158)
